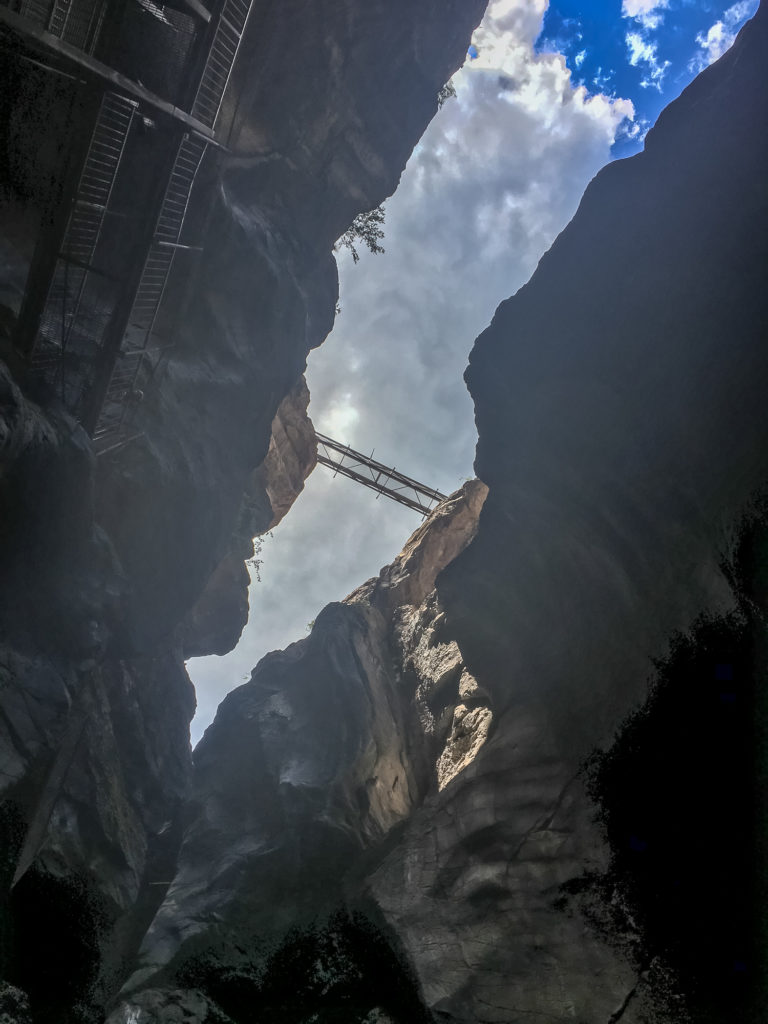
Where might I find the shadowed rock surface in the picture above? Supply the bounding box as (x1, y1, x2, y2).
(0, 1, 486, 1020)
(108, 481, 488, 1023)
(1, 1, 767, 1022)
(109, 7, 768, 1023)
(180, 377, 318, 659)
(435, 5, 768, 1020)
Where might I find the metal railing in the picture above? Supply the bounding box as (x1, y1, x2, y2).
(47, 0, 104, 51)
(191, 0, 250, 128)
(316, 434, 447, 517)
(30, 91, 137, 407)
(92, 132, 207, 450)
(16, 0, 53, 25)
(11, 0, 105, 51)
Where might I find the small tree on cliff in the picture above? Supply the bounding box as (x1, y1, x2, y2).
(334, 205, 385, 264)
(437, 78, 457, 107)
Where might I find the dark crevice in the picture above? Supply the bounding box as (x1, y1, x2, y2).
(176, 905, 434, 1024)
(579, 509, 768, 1024)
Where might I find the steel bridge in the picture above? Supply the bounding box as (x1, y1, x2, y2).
(2, 0, 253, 452)
(316, 433, 447, 517)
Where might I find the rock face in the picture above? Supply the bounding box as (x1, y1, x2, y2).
(111, 7, 767, 1024)
(441, 3, 768, 745)
(0, 1, 486, 1020)
(180, 377, 317, 659)
(109, 482, 488, 1023)
(434, 5, 768, 1021)
(1, 1, 766, 1022)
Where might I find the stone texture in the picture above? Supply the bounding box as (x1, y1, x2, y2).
(0, 1, 486, 1018)
(435, 701, 492, 791)
(1, 1, 766, 1022)
(257, 376, 317, 532)
(440, 5, 768, 753)
(114, 9, 768, 1023)
(180, 377, 316, 659)
(110, 484, 488, 1020)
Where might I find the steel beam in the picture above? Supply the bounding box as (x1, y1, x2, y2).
(315, 433, 447, 517)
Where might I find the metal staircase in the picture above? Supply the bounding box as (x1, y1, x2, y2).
(6, 0, 258, 453)
(30, 90, 137, 399)
(92, 131, 207, 449)
(191, 0, 250, 128)
(47, 0, 104, 51)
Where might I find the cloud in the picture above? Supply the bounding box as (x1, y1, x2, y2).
(574, 49, 586, 68)
(689, 0, 757, 72)
(625, 30, 671, 90)
(621, 0, 668, 31)
(592, 66, 615, 92)
(621, 0, 670, 92)
(188, 0, 636, 742)
(617, 114, 651, 144)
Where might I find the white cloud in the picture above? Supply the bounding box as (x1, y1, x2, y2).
(689, 0, 757, 72)
(621, 0, 668, 31)
(188, 0, 636, 742)
(592, 66, 615, 92)
(626, 30, 671, 90)
(617, 114, 650, 144)
(621, 0, 670, 91)
(317, 393, 359, 441)
(574, 49, 586, 68)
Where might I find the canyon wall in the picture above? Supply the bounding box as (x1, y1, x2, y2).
(105, 6, 768, 1023)
(1, 1, 766, 1022)
(0, 1, 486, 1020)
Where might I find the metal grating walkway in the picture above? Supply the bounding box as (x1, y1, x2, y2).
(191, 0, 250, 128)
(316, 433, 447, 517)
(7, 0, 257, 454)
(30, 90, 137, 390)
(92, 132, 208, 449)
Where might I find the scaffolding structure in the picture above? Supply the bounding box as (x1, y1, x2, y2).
(2, 0, 255, 452)
(315, 433, 447, 517)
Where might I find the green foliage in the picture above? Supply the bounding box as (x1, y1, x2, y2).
(246, 532, 273, 583)
(437, 78, 456, 108)
(334, 206, 385, 264)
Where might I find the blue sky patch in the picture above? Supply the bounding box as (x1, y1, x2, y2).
(537, 0, 759, 156)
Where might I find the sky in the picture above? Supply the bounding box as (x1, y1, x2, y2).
(188, 0, 758, 743)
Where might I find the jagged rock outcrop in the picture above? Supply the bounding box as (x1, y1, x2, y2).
(108, 482, 488, 1022)
(180, 377, 317, 658)
(0, 2, 486, 1020)
(256, 377, 318, 532)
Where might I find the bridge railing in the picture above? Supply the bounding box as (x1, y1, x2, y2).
(24, 91, 137, 407)
(315, 433, 447, 517)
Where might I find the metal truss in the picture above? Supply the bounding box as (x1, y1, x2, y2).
(6, 0, 257, 455)
(315, 433, 447, 517)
